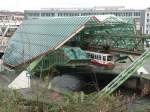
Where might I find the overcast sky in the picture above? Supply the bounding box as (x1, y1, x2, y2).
(0, 0, 150, 11)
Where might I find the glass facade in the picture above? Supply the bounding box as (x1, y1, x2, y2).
(25, 10, 142, 18)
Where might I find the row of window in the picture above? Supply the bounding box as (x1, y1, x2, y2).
(27, 13, 40, 17)
(41, 13, 54, 17)
(87, 52, 113, 61)
(27, 13, 55, 17)
(58, 13, 79, 16)
(26, 11, 141, 17)
(80, 12, 134, 16)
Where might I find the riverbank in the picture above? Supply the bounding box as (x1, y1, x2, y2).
(0, 86, 150, 112)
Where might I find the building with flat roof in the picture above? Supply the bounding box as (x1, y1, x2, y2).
(24, 6, 150, 34)
(0, 11, 24, 21)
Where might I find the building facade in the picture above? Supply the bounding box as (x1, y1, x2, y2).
(24, 6, 150, 34)
(144, 8, 150, 34)
(0, 11, 24, 21)
(0, 11, 24, 36)
(0, 11, 24, 53)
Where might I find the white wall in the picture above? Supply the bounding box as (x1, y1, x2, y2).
(144, 9, 150, 34)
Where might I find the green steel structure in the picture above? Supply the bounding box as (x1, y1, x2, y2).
(3, 15, 150, 69)
(64, 16, 145, 54)
(31, 47, 90, 72)
(3, 15, 150, 95)
(3, 16, 99, 67)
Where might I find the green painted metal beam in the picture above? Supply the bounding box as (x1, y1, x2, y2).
(26, 56, 44, 72)
(26, 47, 89, 74)
(86, 34, 150, 53)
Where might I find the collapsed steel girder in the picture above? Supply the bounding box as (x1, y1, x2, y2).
(72, 25, 150, 54)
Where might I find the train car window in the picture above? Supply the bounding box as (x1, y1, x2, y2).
(94, 54, 97, 59)
(107, 56, 113, 61)
(95, 55, 97, 59)
(103, 56, 106, 61)
(91, 54, 94, 58)
(99, 55, 101, 60)
(96, 55, 99, 59)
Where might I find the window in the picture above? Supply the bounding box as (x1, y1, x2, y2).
(58, 13, 62, 16)
(147, 13, 149, 16)
(69, 13, 72, 16)
(107, 56, 113, 61)
(103, 56, 106, 61)
(96, 55, 99, 59)
(146, 30, 149, 34)
(135, 12, 136, 16)
(66, 13, 69, 16)
(118, 13, 121, 16)
(28, 13, 33, 16)
(33, 13, 39, 17)
(138, 12, 141, 16)
(137, 12, 141, 16)
(46, 13, 49, 16)
(147, 19, 149, 22)
(91, 54, 94, 58)
(115, 13, 118, 16)
(74, 13, 79, 16)
(129, 12, 132, 16)
(63, 13, 66, 16)
(134, 12, 139, 16)
(51, 13, 54, 16)
(41, 13, 46, 16)
(98, 55, 101, 60)
(93, 54, 96, 59)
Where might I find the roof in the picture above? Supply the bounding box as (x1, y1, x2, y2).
(96, 15, 134, 25)
(3, 16, 99, 67)
(62, 47, 88, 60)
